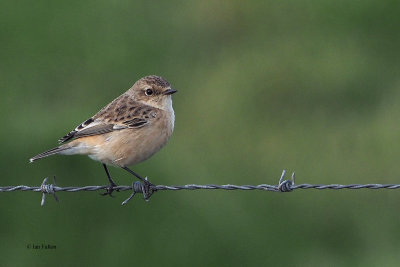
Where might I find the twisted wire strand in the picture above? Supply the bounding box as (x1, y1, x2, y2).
(3, 183, 400, 193)
(1, 170, 399, 206)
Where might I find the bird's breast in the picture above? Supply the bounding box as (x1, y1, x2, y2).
(96, 109, 175, 167)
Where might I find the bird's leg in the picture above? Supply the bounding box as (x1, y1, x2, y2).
(102, 164, 119, 197)
(122, 167, 147, 183)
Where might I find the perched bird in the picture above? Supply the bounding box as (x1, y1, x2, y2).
(30, 75, 177, 194)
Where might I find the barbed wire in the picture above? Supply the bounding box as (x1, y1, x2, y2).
(1, 170, 400, 206)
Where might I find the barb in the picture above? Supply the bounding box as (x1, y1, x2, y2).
(40, 176, 59, 206)
(1, 170, 400, 206)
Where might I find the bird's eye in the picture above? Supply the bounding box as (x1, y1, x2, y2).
(145, 89, 153, 96)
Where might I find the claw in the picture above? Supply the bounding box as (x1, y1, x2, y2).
(121, 178, 156, 205)
(101, 181, 119, 197)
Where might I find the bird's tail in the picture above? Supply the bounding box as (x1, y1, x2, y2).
(29, 145, 70, 163)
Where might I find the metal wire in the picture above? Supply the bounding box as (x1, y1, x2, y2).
(1, 170, 400, 206)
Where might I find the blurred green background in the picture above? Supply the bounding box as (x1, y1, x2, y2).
(1, 0, 400, 266)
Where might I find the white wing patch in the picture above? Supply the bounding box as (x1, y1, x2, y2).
(59, 117, 98, 143)
(113, 124, 128, 130)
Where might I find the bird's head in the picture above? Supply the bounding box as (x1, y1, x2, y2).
(129, 75, 177, 109)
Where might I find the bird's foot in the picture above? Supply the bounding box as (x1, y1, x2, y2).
(121, 177, 156, 205)
(101, 180, 120, 197)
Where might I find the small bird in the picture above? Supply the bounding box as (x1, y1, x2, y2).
(30, 75, 177, 195)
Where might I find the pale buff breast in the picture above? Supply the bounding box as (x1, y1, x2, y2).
(73, 108, 175, 167)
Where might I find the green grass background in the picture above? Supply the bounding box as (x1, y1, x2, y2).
(1, 0, 400, 266)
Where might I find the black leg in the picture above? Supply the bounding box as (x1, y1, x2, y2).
(122, 167, 145, 182)
(103, 164, 117, 186)
(102, 164, 118, 196)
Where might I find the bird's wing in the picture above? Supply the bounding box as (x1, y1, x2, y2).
(58, 121, 115, 143)
(58, 95, 158, 144)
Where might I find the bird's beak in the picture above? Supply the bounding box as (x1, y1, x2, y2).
(163, 88, 178, 95)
